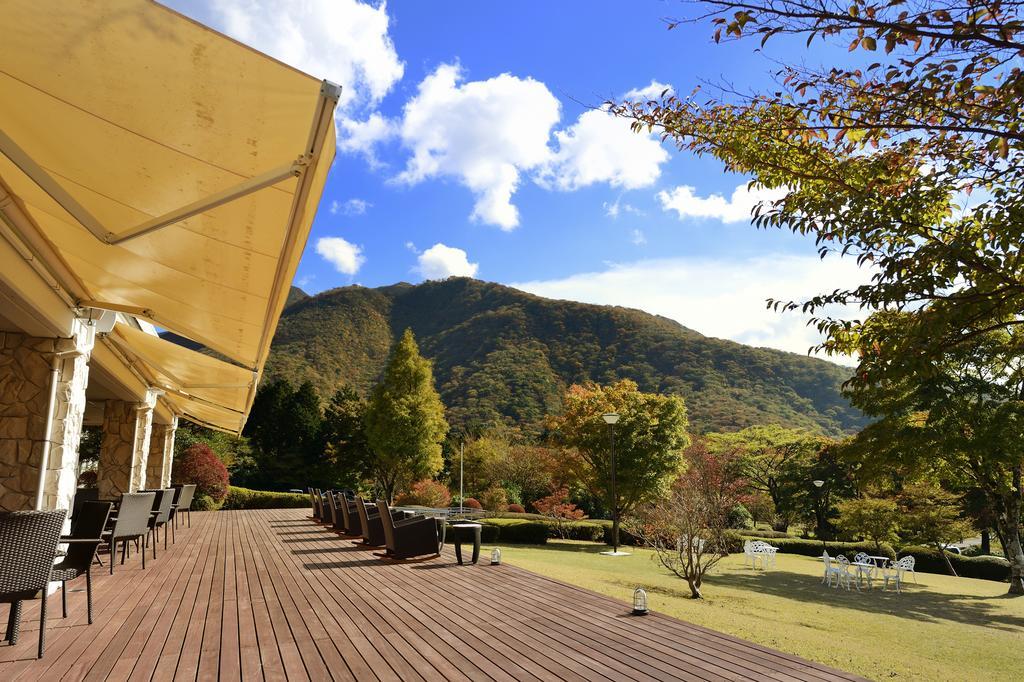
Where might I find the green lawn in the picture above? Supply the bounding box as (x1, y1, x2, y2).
(489, 540, 1024, 681)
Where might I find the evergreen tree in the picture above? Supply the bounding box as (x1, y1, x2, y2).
(365, 329, 449, 503)
(320, 385, 372, 490)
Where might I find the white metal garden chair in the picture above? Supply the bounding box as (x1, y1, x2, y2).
(853, 551, 877, 588)
(884, 556, 916, 593)
(822, 552, 843, 587)
(834, 555, 860, 591)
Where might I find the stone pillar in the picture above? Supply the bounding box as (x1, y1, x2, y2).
(162, 416, 177, 488)
(146, 416, 177, 489)
(96, 389, 157, 498)
(0, 321, 95, 512)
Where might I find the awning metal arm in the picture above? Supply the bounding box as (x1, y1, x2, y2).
(0, 128, 304, 245)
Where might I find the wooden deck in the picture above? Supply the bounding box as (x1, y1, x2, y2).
(0, 508, 862, 681)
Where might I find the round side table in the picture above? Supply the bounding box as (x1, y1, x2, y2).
(450, 523, 482, 565)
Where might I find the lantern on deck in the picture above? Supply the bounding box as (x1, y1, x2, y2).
(632, 587, 648, 616)
(491, 547, 502, 565)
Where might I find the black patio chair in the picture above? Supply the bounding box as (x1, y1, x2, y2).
(141, 489, 175, 558)
(355, 496, 385, 546)
(339, 495, 362, 536)
(52, 501, 111, 625)
(103, 492, 155, 574)
(69, 487, 99, 534)
(326, 492, 345, 531)
(172, 484, 196, 528)
(0, 509, 66, 658)
(311, 488, 324, 521)
(376, 501, 443, 560)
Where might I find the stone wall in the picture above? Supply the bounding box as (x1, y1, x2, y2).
(0, 323, 94, 512)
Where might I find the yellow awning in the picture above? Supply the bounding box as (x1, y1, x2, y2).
(0, 0, 338, 431)
(106, 323, 255, 433)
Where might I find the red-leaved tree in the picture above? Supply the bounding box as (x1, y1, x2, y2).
(626, 441, 746, 599)
(172, 443, 229, 503)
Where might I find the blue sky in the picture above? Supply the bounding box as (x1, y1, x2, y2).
(164, 0, 866, 360)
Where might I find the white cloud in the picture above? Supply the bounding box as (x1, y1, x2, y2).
(207, 0, 403, 111)
(624, 80, 675, 101)
(512, 254, 869, 362)
(404, 241, 419, 253)
(539, 108, 668, 191)
(315, 236, 365, 275)
(604, 199, 645, 219)
(630, 229, 647, 246)
(344, 198, 371, 215)
(658, 183, 788, 224)
(415, 243, 479, 280)
(338, 113, 397, 166)
(396, 63, 561, 230)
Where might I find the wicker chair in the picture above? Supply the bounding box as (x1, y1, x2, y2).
(311, 488, 324, 521)
(0, 509, 67, 658)
(339, 495, 362, 536)
(103, 492, 155, 574)
(52, 501, 112, 625)
(355, 496, 385, 546)
(171, 484, 196, 528)
(376, 501, 442, 560)
(69, 488, 100, 534)
(327, 492, 346, 532)
(141, 489, 175, 558)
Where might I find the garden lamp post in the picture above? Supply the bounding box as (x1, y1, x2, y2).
(600, 412, 628, 556)
(812, 480, 826, 554)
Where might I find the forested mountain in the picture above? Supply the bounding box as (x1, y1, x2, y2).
(258, 278, 865, 437)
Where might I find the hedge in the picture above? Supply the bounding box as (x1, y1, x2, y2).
(222, 486, 309, 510)
(897, 545, 1010, 582)
(734, 529, 793, 539)
(478, 519, 548, 544)
(727, 534, 896, 560)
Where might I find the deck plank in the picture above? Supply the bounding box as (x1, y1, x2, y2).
(0, 507, 864, 681)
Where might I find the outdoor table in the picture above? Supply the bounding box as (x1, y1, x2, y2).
(869, 555, 890, 568)
(851, 561, 877, 588)
(450, 523, 482, 565)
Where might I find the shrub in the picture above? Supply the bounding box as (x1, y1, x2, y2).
(898, 545, 1010, 582)
(222, 486, 308, 510)
(728, 504, 755, 530)
(507, 503, 526, 513)
(462, 497, 482, 510)
(394, 479, 451, 508)
(172, 443, 228, 502)
(77, 470, 97, 488)
(191, 493, 218, 511)
(480, 487, 509, 514)
(533, 487, 587, 539)
(561, 520, 605, 542)
(480, 519, 548, 544)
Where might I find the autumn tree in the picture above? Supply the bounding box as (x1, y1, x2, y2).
(705, 425, 828, 531)
(550, 379, 690, 550)
(626, 441, 745, 599)
(365, 329, 449, 503)
(613, 0, 1024, 594)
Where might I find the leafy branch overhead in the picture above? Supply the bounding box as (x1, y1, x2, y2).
(611, 0, 1024, 595)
